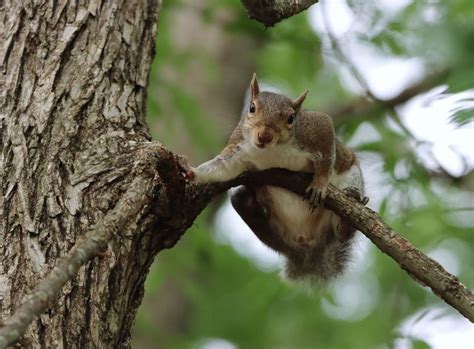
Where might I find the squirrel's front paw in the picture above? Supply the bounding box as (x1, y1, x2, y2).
(304, 179, 328, 208)
(176, 155, 195, 181)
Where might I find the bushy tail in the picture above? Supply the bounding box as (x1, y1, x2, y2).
(282, 232, 355, 285)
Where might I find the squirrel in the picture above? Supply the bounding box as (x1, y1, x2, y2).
(184, 74, 366, 283)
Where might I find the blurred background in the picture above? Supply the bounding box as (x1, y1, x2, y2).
(133, 0, 474, 348)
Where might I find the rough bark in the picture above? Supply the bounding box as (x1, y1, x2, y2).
(1, 0, 473, 347)
(2, 165, 473, 347)
(1, 0, 164, 346)
(241, 0, 319, 27)
(0, 159, 158, 347)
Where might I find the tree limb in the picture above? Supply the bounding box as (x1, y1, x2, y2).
(241, 0, 319, 27)
(1, 155, 472, 347)
(330, 70, 451, 123)
(0, 162, 159, 348)
(205, 169, 474, 322)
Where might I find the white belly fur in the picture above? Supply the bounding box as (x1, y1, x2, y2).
(241, 143, 310, 172)
(241, 143, 362, 248)
(243, 144, 360, 247)
(257, 184, 339, 248)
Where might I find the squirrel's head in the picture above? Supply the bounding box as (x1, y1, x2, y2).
(243, 73, 308, 149)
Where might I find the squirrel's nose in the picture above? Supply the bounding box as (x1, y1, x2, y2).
(258, 129, 274, 144)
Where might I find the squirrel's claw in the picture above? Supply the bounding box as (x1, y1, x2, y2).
(176, 155, 195, 181)
(304, 183, 327, 208)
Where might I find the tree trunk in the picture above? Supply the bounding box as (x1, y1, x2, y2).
(0, 0, 169, 346)
(1, 0, 473, 346)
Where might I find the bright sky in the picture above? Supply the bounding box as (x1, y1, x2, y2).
(211, 1, 474, 348)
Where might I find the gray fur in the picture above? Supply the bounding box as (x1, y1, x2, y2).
(192, 80, 365, 284)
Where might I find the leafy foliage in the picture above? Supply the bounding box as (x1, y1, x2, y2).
(135, 0, 474, 347)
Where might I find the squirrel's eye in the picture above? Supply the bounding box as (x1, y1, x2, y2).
(249, 102, 256, 114)
(287, 113, 295, 124)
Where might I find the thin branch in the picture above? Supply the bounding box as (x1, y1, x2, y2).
(321, 1, 415, 132)
(207, 169, 474, 322)
(319, 1, 448, 138)
(0, 171, 157, 348)
(241, 0, 319, 27)
(329, 72, 467, 185)
(320, 2, 375, 99)
(319, 6, 465, 186)
(1, 159, 472, 347)
(329, 70, 450, 125)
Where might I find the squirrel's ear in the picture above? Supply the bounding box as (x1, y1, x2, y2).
(292, 89, 309, 112)
(250, 73, 260, 100)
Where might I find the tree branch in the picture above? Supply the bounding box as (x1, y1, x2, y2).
(330, 70, 451, 123)
(205, 169, 474, 322)
(318, 9, 461, 184)
(1, 155, 472, 347)
(0, 164, 159, 348)
(241, 0, 319, 27)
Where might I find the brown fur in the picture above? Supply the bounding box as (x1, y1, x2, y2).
(334, 139, 357, 174)
(193, 74, 365, 283)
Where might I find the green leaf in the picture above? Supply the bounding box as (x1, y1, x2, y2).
(450, 107, 474, 125)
